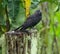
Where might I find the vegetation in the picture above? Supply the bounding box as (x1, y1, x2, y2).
(0, 0, 60, 54)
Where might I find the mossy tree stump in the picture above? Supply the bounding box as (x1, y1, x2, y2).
(5, 30, 38, 54)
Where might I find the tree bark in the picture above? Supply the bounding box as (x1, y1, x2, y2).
(5, 30, 38, 54)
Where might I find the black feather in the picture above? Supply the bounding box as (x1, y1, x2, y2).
(14, 10, 42, 31)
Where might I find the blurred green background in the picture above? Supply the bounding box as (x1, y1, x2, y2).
(0, 0, 60, 54)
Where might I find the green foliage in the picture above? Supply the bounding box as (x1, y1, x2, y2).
(54, 11, 60, 36)
(0, 47, 2, 54)
(0, 0, 60, 54)
(7, 0, 20, 19)
(0, 0, 24, 32)
(31, 0, 40, 9)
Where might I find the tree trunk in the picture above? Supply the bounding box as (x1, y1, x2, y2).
(5, 29, 38, 54)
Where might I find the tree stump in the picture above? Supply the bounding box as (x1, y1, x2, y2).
(5, 29, 38, 54)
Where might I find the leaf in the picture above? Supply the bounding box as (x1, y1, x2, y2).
(0, 1, 5, 25)
(31, 0, 41, 9)
(7, 0, 20, 19)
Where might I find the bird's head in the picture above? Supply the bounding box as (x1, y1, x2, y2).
(35, 10, 42, 16)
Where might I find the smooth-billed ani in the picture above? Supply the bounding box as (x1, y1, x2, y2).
(14, 10, 42, 32)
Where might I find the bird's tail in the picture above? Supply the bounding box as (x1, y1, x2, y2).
(14, 25, 22, 31)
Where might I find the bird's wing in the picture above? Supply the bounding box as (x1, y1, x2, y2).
(26, 14, 34, 20)
(22, 18, 33, 27)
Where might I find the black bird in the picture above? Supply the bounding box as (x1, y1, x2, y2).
(14, 10, 42, 32)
